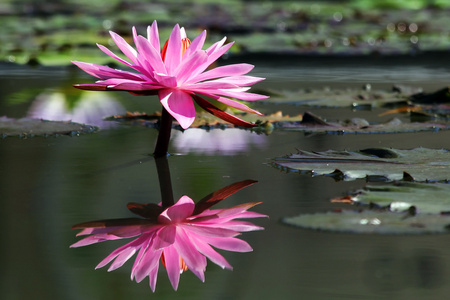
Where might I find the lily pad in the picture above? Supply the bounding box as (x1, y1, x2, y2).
(0, 117, 97, 137)
(337, 182, 450, 214)
(279, 114, 450, 134)
(273, 147, 450, 182)
(105, 110, 303, 132)
(259, 87, 410, 108)
(282, 210, 450, 234)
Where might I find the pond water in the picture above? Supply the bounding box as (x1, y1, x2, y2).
(1, 56, 450, 299)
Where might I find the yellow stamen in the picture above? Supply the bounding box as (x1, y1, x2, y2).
(161, 252, 189, 272)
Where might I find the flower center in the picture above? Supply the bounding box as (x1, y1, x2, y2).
(160, 252, 189, 273)
(161, 37, 191, 62)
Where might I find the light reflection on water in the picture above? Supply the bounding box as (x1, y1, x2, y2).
(27, 91, 125, 129)
(171, 128, 268, 155)
(1, 60, 450, 299)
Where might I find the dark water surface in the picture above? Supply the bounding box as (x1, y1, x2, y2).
(1, 57, 450, 299)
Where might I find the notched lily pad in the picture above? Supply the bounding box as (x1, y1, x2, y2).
(273, 147, 450, 182)
(336, 182, 450, 214)
(283, 210, 450, 234)
(0, 117, 97, 137)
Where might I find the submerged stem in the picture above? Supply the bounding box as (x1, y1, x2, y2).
(155, 156, 174, 208)
(153, 107, 173, 158)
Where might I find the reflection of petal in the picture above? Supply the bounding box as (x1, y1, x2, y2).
(28, 93, 72, 121)
(171, 128, 267, 155)
(28, 91, 125, 128)
(72, 181, 266, 292)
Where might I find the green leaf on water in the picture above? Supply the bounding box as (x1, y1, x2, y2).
(0, 117, 97, 137)
(341, 182, 450, 214)
(259, 87, 412, 108)
(273, 147, 450, 182)
(282, 210, 450, 234)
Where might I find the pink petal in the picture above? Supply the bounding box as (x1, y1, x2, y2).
(211, 221, 264, 232)
(96, 44, 133, 68)
(183, 80, 240, 91)
(153, 225, 176, 250)
(70, 234, 117, 247)
(182, 224, 239, 238)
(174, 50, 208, 84)
(149, 261, 159, 292)
(133, 248, 162, 283)
(191, 236, 232, 270)
(190, 63, 255, 83)
(189, 42, 234, 80)
(183, 30, 207, 58)
(164, 24, 182, 75)
(159, 89, 195, 129)
(194, 220, 264, 232)
(205, 37, 227, 55)
(215, 89, 269, 101)
(212, 75, 265, 86)
(153, 72, 178, 88)
(71, 61, 142, 81)
(204, 236, 253, 252)
(109, 31, 139, 65)
(147, 20, 160, 52)
(135, 35, 167, 74)
(207, 94, 262, 115)
(130, 237, 152, 280)
(95, 235, 147, 269)
(108, 248, 137, 271)
(158, 195, 195, 223)
(162, 246, 181, 290)
(205, 41, 233, 65)
(174, 227, 207, 281)
(216, 202, 263, 218)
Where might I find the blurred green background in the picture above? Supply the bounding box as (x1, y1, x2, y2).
(1, 0, 449, 65)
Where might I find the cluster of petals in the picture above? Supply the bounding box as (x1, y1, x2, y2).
(71, 195, 266, 291)
(72, 20, 268, 129)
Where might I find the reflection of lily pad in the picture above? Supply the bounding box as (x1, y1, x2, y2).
(283, 210, 450, 234)
(0, 117, 97, 137)
(273, 147, 450, 182)
(339, 183, 450, 214)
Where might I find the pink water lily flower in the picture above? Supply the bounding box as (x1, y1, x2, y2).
(72, 20, 268, 129)
(71, 192, 266, 291)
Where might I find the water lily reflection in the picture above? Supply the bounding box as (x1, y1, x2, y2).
(28, 91, 125, 128)
(71, 179, 266, 291)
(172, 128, 267, 155)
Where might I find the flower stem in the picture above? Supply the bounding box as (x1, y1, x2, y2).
(155, 156, 174, 208)
(153, 107, 173, 158)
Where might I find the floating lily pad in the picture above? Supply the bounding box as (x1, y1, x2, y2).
(259, 87, 410, 108)
(282, 210, 450, 234)
(273, 147, 450, 182)
(338, 182, 450, 214)
(105, 110, 303, 132)
(107, 110, 450, 134)
(0, 117, 97, 137)
(279, 114, 450, 134)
